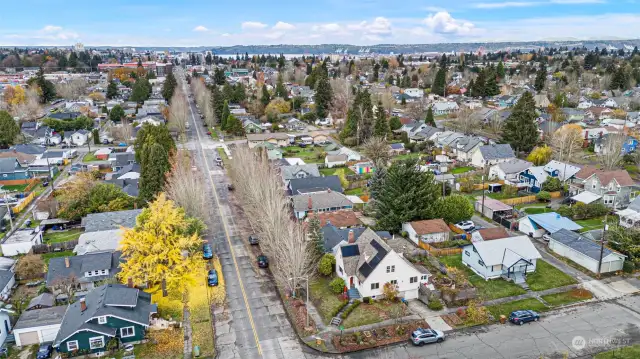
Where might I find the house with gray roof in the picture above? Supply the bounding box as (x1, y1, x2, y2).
(13, 306, 67, 347)
(280, 164, 320, 186)
(46, 251, 122, 292)
(549, 229, 625, 274)
(410, 126, 442, 142)
(81, 209, 142, 233)
(288, 175, 342, 195)
(452, 136, 484, 161)
(54, 284, 157, 354)
(291, 190, 353, 219)
(334, 228, 428, 300)
(489, 159, 532, 184)
(471, 144, 516, 168)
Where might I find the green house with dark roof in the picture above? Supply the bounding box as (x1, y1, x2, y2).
(54, 284, 157, 354)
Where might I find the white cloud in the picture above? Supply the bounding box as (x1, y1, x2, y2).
(273, 21, 295, 30)
(312, 23, 342, 33)
(474, 2, 539, 8)
(41, 25, 63, 32)
(423, 11, 476, 35)
(241, 21, 268, 30)
(367, 17, 392, 35)
(423, 6, 448, 12)
(193, 25, 209, 32)
(550, 0, 605, 3)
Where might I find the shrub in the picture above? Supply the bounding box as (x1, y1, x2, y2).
(557, 205, 573, 218)
(329, 278, 346, 294)
(318, 254, 336, 276)
(427, 298, 444, 311)
(383, 282, 399, 302)
(401, 231, 408, 238)
(330, 299, 349, 318)
(623, 261, 636, 273)
(541, 177, 562, 192)
(536, 191, 551, 202)
(340, 300, 361, 319)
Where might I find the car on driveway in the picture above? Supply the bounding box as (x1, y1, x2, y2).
(207, 269, 219, 286)
(248, 235, 259, 245)
(203, 243, 213, 260)
(410, 328, 445, 346)
(455, 220, 475, 231)
(257, 254, 269, 268)
(509, 310, 540, 325)
(36, 343, 53, 359)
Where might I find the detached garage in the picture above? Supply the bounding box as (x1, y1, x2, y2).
(13, 306, 67, 347)
(549, 229, 626, 274)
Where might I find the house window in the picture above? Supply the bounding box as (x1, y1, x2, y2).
(371, 283, 379, 290)
(409, 276, 418, 284)
(386, 265, 395, 273)
(420, 275, 428, 281)
(464, 250, 470, 256)
(390, 280, 398, 285)
(592, 183, 596, 190)
(89, 336, 105, 350)
(478, 260, 485, 267)
(121, 326, 135, 338)
(97, 316, 107, 324)
(339, 266, 343, 274)
(67, 341, 79, 352)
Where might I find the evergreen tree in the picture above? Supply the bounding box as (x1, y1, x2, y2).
(133, 124, 176, 163)
(261, 85, 271, 107)
(467, 79, 475, 97)
(340, 109, 359, 141)
(372, 63, 380, 82)
(109, 105, 125, 122)
(485, 70, 500, 96)
(68, 52, 78, 68)
(425, 106, 436, 126)
(139, 142, 170, 203)
(534, 65, 547, 92)
(225, 114, 245, 136)
(58, 55, 68, 69)
(106, 81, 118, 99)
(351, 89, 374, 143)
(314, 70, 332, 119)
(275, 74, 289, 100)
(35, 67, 56, 103)
(0, 110, 20, 148)
(222, 83, 234, 102)
(306, 63, 312, 75)
(307, 217, 324, 258)
(472, 71, 486, 98)
(210, 85, 224, 123)
(502, 92, 538, 154)
(373, 101, 389, 138)
(370, 159, 441, 232)
(610, 67, 628, 90)
(162, 72, 177, 101)
(497, 60, 506, 79)
(389, 116, 402, 131)
(213, 67, 226, 85)
(431, 67, 446, 96)
(130, 78, 151, 103)
(233, 83, 246, 103)
(221, 100, 230, 131)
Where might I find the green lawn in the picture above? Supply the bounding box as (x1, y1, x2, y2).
(342, 301, 405, 329)
(82, 153, 100, 162)
(575, 216, 607, 232)
(309, 277, 346, 324)
(595, 345, 640, 359)
(0, 184, 29, 192)
(541, 289, 593, 306)
(283, 146, 325, 163)
(393, 153, 422, 162)
(526, 260, 577, 291)
(451, 166, 474, 174)
(43, 228, 83, 243)
(345, 187, 365, 196)
(487, 192, 522, 200)
(439, 255, 527, 300)
(320, 167, 337, 176)
(41, 250, 75, 265)
(485, 298, 548, 321)
(523, 207, 553, 214)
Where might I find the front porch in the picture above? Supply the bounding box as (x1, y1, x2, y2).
(501, 258, 533, 285)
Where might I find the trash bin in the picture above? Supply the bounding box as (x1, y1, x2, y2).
(499, 315, 507, 324)
(194, 345, 200, 357)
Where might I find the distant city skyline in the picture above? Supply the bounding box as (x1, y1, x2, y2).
(1, 0, 639, 47)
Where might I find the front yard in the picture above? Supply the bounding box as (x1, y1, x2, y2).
(42, 228, 84, 243)
(575, 216, 608, 232)
(595, 345, 640, 359)
(283, 146, 325, 163)
(439, 255, 526, 300)
(486, 298, 548, 321)
(451, 166, 474, 175)
(541, 288, 593, 306)
(309, 276, 346, 324)
(526, 260, 577, 291)
(341, 300, 407, 329)
(319, 166, 354, 177)
(82, 153, 100, 162)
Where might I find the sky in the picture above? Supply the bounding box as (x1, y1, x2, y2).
(1, 0, 639, 47)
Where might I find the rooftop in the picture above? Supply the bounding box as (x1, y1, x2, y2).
(14, 306, 67, 330)
(407, 219, 450, 235)
(81, 209, 142, 233)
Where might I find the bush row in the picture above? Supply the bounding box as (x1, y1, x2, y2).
(330, 299, 350, 319)
(340, 300, 362, 319)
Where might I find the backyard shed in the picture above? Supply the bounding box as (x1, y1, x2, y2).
(474, 197, 513, 219)
(13, 306, 67, 347)
(549, 229, 625, 274)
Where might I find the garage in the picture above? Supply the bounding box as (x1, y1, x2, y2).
(13, 306, 67, 347)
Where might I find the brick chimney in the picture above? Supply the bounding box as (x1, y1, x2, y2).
(64, 257, 70, 268)
(80, 297, 87, 312)
(348, 230, 355, 243)
(127, 277, 134, 288)
(307, 196, 313, 210)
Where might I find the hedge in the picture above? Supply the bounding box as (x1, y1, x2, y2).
(340, 300, 362, 319)
(330, 299, 350, 319)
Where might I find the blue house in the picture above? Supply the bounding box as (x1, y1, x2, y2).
(496, 95, 518, 108)
(0, 157, 31, 184)
(519, 160, 582, 193)
(594, 135, 639, 155)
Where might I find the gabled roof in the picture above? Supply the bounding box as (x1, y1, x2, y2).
(82, 209, 142, 233)
(574, 166, 634, 186)
(470, 236, 541, 267)
(521, 212, 582, 233)
(26, 292, 55, 311)
(543, 160, 582, 181)
(5, 144, 46, 155)
(289, 176, 343, 194)
(550, 228, 624, 260)
(0, 157, 22, 173)
(478, 144, 515, 161)
(46, 251, 122, 286)
(280, 164, 320, 181)
(291, 191, 352, 212)
(496, 159, 532, 174)
(309, 211, 361, 229)
(406, 219, 450, 235)
(54, 284, 157, 346)
(475, 227, 510, 241)
(14, 306, 66, 330)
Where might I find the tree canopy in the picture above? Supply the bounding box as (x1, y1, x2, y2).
(139, 142, 171, 203)
(109, 104, 125, 122)
(0, 110, 21, 148)
(133, 124, 176, 163)
(502, 91, 539, 154)
(435, 194, 474, 224)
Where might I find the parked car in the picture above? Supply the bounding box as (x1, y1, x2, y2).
(203, 243, 213, 260)
(215, 157, 222, 166)
(509, 310, 540, 325)
(542, 234, 552, 242)
(248, 235, 259, 245)
(257, 255, 269, 268)
(410, 328, 445, 346)
(207, 269, 219, 286)
(42, 181, 49, 187)
(207, 131, 212, 135)
(36, 343, 53, 359)
(455, 220, 475, 231)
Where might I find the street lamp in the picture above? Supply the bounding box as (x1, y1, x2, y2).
(288, 276, 309, 328)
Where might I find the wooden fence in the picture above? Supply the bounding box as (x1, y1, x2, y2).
(473, 180, 505, 191)
(12, 192, 36, 214)
(500, 191, 562, 206)
(418, 242, 463, 257)
(24, 178, 40, 192)
(32, 239, 79, 254)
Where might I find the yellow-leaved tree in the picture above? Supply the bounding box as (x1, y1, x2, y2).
(118, 193, 203, 297)
(527, 145, 553, 166)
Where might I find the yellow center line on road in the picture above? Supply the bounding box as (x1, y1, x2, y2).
(184, 77, 263, 357)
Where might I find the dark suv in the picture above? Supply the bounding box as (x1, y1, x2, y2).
(248, 235, 259, 245)
(509, 310, 540, 325)
(257, 255, 269, 268)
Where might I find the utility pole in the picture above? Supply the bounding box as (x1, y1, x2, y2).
(597, 214, 608, 278)
(481, 175, 486, 217)
(1, 189, 14, 231)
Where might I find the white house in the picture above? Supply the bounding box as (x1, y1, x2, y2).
(518, 212, 582, 239)
(432, 102, 459, 116)
(402, 219, 450, 246)
(404, 88, 423, 98)
(69, 130, 91, 146)
(0, 270, 15, 300)
(334, 229, 429, 300)
(462, 236, 541, 283)
(489, 159, 532, 184)
(0, 309, 12, 348)
(471, 144, 516, 168)
(616, 197, 640, 228)
(549, 229, 625, 274)
(325, 154, 347, 168)
(13, 306, 66, 347)
(1, 228, 43, 256)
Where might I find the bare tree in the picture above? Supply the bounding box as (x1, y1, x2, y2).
(599, 133, 626, 170)
(165, 151, 207, 220)
(168, 88, 188, 141)
(15, 254, 44, 280)
(293, 69, 306, 85)
(112, 120, 133, 144)
(12, 88, 42, 121)
(330, 78, 354, 120)
(52, 274, 80, 303)
(448, 107, 477, 135)
(486, 112, 504, 137)
(551, 125, 583, 163)
(228, 147, 315, 293)
(404, 99, 427, 120)
(55, 78, 88, 100)
(362, 137, 392, 169)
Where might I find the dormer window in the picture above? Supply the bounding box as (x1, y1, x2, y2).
(98, 316, 107, 324)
